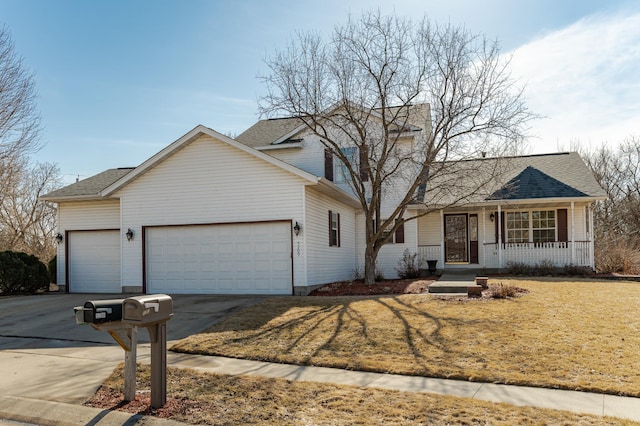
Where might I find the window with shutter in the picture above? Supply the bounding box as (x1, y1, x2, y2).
(329, 210, 340, 247)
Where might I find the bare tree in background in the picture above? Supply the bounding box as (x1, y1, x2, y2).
(260, 11, 535, 284)
(0, 26, 59, 261)
(582, 137, 640, 272)
(0, 162, 60, 260)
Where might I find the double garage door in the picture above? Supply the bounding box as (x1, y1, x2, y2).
(67, 222, 293, 294)
(145, 222, 293, 294)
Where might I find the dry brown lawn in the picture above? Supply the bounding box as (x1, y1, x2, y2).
(86, 364, 636, 425)
(172, 278, 640, 397)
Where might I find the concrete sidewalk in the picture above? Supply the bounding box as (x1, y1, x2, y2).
(1, 347, 639, 424)
(162, 352, 640, 422)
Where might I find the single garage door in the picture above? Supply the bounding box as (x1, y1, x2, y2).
(145, 222, 292, 294)
(68, 230, 121, 293)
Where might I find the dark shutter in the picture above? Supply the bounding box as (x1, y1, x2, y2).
(328, 210, 334, 246)
(395, 221, 405, 244)
(359, 146, 369, 182)
(324, 149, 334, 181)
(557, 209, 568, 242)
(337, 213, 341, 247)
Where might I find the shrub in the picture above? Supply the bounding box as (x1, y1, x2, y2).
(375, 268, 385, 282)
(595, 239, 640, 274)
(562, 263, 592, 277)
(395, 249, 421, 279)
(505, 261, 532, 276)
(0, 251, 50, 295)
(48, 255, 57, 284)
(490, 283, 519, 299)
(535, 259, 556, 276)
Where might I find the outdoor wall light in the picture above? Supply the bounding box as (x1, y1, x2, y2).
(293, 221, 301, 236)
(126, 228, 134, 241)
(55, 233, 63, 244)
(489, 213, 495, 222)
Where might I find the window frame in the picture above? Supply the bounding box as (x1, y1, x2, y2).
(329, 210, 341, 247)
(504, 209, 557, 243)
(334, 146, 358, 184)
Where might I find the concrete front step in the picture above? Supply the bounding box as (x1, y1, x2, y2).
(429, 272, 482, 294)
(429, 283, 482, 294)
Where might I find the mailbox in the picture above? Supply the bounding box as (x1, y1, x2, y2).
(122, 294, 173, 325)
(83, 299, 124, 324)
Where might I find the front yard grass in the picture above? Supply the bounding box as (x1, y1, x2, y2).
(87, 363, 636, 425)
(172, 278, 640, 397)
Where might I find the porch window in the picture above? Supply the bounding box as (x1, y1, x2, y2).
(506, 212, 529, 243)
(505, 210, 556, 243)
(532, 210, 556, 243)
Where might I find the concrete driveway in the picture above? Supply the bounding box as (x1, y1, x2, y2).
(0, 293, 265, 403)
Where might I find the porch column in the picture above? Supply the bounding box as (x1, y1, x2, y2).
(482, 207, 486, 268)
(440, 209, 445, 266)
(498, 205, 502, 269)
(589, 203, 595, 269)
(571, 201, 575, 264)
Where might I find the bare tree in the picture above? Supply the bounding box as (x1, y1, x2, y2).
(582, 137, 640, 272)
(0, 162, 60, 260)
(0, 26, 58, 261)
(260, 12, 535, 284)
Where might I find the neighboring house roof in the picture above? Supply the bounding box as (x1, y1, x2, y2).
(419, 152, 606, 207)
(41, 168, 134, 201)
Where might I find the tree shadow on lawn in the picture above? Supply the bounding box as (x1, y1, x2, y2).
(172, 295, 493, 377)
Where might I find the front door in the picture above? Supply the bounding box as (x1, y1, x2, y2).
(445, 214, 468, 263)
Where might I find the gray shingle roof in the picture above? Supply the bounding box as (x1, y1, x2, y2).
(488, 166, 589, 200)
(41, 168, 134, 200)
(235, 103, 431, 148)
(422, 152, 606, 206)
(235, 117, 304, 148)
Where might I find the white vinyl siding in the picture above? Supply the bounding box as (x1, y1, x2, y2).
(304, 188, 356, 285)
(267, 135, 327, 178)
(57, 200, 121, 289)
(115, 135, 306, 289)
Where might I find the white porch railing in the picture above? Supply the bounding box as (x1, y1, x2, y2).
(418, 245, 442, 267)
(496, 241, 591, 267)
(419, 241, 592, 268)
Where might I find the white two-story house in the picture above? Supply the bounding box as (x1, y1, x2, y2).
(42, 104, 605, 295)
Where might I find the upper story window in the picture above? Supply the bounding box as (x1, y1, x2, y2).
(334, 147, 357, 183)
(324, 146, 369, 183)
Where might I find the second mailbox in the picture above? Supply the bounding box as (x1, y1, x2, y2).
(83, 299, 124, 324)
(122, 294, 173, 325)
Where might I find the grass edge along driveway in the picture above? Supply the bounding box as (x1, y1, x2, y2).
(171, 278, 640, 397)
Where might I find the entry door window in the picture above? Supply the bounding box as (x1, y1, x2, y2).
(445, 214, 468, 263)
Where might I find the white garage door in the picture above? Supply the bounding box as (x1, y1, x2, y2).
(146, 222, 292, 294)
(68, 230, 121, 293)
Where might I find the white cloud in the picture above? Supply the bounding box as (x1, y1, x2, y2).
(508, 9, 640, 152)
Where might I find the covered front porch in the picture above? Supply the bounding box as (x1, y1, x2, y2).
(416, 202, 596, 271)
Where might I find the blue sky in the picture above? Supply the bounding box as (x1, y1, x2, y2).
(1, 0, 638, 184)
